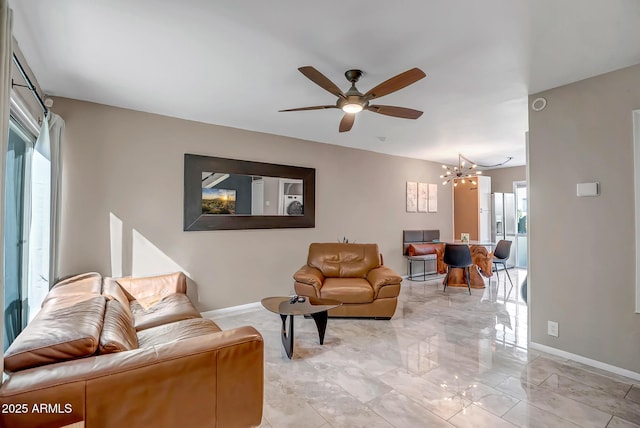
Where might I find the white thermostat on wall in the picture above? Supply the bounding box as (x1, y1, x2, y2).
(576, 182, 599, 197)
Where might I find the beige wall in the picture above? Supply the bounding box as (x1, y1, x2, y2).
(483, 166, 526, 194)
(528, 63, 640, 373)
(53, 98, 453, 311)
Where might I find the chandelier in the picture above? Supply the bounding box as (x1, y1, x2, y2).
(440, 154, 483, 186)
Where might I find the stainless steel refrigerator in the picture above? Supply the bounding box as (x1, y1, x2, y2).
(491, 193, 516, 268)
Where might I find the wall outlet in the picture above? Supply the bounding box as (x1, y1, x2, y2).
(547, 321, 559, 337)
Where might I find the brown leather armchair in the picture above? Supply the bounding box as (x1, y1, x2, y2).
(294, 243, 402, 319)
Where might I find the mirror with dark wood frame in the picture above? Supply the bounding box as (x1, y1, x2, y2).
(184, 154, 315, 230)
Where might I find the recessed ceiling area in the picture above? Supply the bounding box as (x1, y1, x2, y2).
(8, 0, 640, 166)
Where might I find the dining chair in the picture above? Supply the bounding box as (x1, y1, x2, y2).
(443, 244, 473, 295)
(492, 239, 514, 299)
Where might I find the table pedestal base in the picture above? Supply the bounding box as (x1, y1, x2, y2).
(279, 310, 329, 359)
(444, 266, 487, 289)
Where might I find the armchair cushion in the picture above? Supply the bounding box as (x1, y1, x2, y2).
(308, 243, 380, 278)
(320, 278, 374, 303)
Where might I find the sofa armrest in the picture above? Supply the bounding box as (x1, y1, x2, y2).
(293, 265, 324, 290)
(367, 266, 402, 295)
(0, 326, 264, 428)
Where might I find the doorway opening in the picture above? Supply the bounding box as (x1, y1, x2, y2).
(514, 181, 527, 268)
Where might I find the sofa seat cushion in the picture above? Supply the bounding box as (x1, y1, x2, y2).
(99, 300, 138, 354)
(4, 296, 106, 372)
(131, 293, 201, 331)
(137, 317, 222, 348)
(320, 278, 374, 303)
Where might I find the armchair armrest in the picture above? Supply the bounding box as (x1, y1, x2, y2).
(293, 265, 324, 290)
(0, 327, 264, 428)
(367, 266, 402, 295)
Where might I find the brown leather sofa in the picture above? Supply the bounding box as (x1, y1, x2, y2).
(1, 272, 263, 428)
(293, 243, 402, 319)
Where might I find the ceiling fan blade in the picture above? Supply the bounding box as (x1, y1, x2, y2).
(364, 68, 426, 100)
(298, 66, 346, 99)
(339, 113, 355, 132)
(367, 105, 423, 119)
(279, 105, 337, 112)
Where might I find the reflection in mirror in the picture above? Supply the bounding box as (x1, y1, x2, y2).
(201, 172, 303, 216)
(184, 154, 315, 230)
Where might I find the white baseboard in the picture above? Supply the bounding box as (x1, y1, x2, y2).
(529, 341, 640, 382)
(200, 301, 261, 319)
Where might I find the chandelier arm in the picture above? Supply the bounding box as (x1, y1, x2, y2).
(459, 154, 513, 168)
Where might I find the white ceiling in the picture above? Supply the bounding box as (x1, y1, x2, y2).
(8, 0, 640, 166)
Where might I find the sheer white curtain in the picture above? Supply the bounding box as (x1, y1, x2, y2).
(28, 112, 64, 319)
(48, 113, 63, 286)
(0, 0, 12, 379)
(28, 115, 50, 318)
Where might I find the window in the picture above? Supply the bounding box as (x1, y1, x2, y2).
(3, 118, 34, 350)
(3, 92, 51, 351)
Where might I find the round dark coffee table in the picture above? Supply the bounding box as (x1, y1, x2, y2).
(261, 296, 342, 359)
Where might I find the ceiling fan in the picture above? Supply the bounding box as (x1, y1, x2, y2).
(279, 66, 426, 132)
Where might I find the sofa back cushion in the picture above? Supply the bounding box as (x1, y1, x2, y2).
(407, 243, 444, 256)
(308, 243, 381, 278)
(99, 300, 138, 354)
(41, 272, 102, 306)
(4, 296, 106, 372)
(116, 272, 187, 309)
(102, 277, 134, 320)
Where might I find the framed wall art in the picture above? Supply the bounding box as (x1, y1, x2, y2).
(418, 182, 428, 212)
(428, 183, 438, 212)
(406, 181, 417, 212)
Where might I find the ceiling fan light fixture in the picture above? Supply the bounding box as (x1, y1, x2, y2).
(342, 103, 363, 113)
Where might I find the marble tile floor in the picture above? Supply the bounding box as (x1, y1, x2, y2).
(210, 268, 640, 428)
